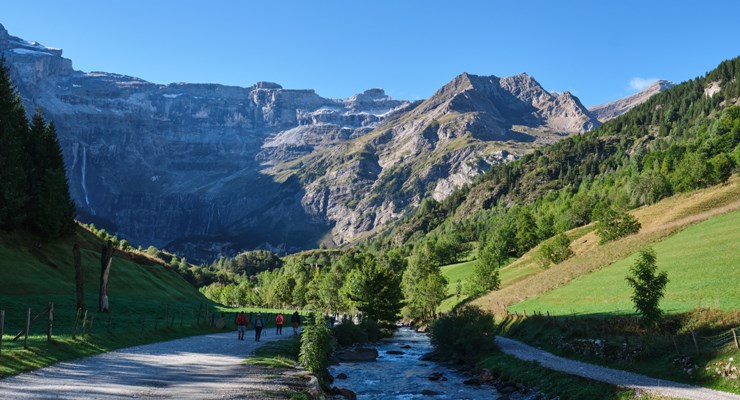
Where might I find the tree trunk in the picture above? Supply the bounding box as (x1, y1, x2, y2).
(99, 240, 114, 312)
(73, 243, 85, 310)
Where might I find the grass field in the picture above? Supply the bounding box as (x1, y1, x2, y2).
(439, 259, 476, 312)
(0, 226, 221, 378)
(509, 209, 740, 315)
(473, 177, 740, 315)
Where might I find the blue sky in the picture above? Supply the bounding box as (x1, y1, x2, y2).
(3, 1, 739, 106)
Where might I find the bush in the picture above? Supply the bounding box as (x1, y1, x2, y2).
(429, 306, 497, 364)
(538, 233, 574, 267)
(299, 314, 332, 374)
(596, 211, 641, 244)
(359, 318, 380, 342)
(333, 319, 368, 346)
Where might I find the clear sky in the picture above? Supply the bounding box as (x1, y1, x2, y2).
(2, 1, 738, 106)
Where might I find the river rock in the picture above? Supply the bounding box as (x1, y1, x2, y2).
(386, 350, 404, 355)
(462, 377, 481, 385)
(497, 383, 517, 394)
(336, 373, 348, 379)
(330, 387, 357, 400)
(400, 345, 411, 349)
(428, 372, 444, 381)
(420, 389, 442, 396)
(336, 347, 379, 362)
(419, 351, 440, 361)
(478, 368, 496, 383)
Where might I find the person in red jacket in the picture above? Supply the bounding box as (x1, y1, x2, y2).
(275, 313, 284, 335)
(235, 312, 247, 341)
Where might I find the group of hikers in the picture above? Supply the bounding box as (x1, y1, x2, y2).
(234, 310, 301, 341)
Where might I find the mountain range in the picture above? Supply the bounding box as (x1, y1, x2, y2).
(0, 23, 670, 262)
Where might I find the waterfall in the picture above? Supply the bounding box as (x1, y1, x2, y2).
(81, 146, 93, 214)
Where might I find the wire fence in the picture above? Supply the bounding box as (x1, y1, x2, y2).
(0, 301, 228, 355)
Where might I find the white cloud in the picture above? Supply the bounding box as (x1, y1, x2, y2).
(629, 77, 658, 92)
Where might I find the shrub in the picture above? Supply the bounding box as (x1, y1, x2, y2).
(596, 211, 641, 244)
(333, 319, 368, 346)
(299, 314, 332, 374)
(359, 318, 380, 342)
(538, 233, 574, 267)
(429, 306, 497, 364)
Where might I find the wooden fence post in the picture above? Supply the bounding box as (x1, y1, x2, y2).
(47, 302, 54, 342)
(81, 310, 88, 336)
(73, 308, 81, 339)
(0, 309, 5, 355)
(24, 307, 31, 350)
(732, 328, 739, 350)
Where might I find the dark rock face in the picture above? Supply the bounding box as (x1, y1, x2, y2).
(1, 24, 601, 261)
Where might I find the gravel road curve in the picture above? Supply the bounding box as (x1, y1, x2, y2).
(496, 336, 740, 400)
(0, 330, 307, 399)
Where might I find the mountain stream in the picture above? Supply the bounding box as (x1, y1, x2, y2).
(328, 326, 501, 399)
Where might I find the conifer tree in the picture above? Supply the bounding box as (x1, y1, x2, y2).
(0, 61, 29, 228)
(34, 120, 76, 237)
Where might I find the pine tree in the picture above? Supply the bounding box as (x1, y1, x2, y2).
(27, 109, 47, 232)
(0, 61, 30, 228)
(34, 120, 76, 238)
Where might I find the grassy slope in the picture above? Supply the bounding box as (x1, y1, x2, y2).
(471, 176, 740, 315)
(0, 225, 218, 377)
(510, 210, 740, 315)
(439, 259, 476, 311)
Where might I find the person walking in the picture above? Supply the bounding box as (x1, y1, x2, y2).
(253, 313, 265, 342)
(291, 311, 300, 335)
(275, 312, 284, 335)
(235, 311, 247, 341)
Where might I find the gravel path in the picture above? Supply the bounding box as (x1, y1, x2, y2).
(496, 336, 740, 400)
(0, 330, 308, 399)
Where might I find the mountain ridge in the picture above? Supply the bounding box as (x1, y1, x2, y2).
(1, 22, 641, 261)
(588, 80, 676, 121)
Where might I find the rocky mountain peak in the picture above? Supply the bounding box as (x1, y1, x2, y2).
(588, 79, 676, 121)
(651, 80, 675, 91)
(0, 23, 8, 39)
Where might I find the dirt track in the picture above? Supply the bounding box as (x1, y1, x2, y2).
(496, 336, 740, 400)
(0, 330, 307, 399)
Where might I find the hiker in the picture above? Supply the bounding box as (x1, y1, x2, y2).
(291, 311, 300, 335)
(235, 311, 247, 341)
(275, 312, 284, 335)
(253, 313, 265, 341)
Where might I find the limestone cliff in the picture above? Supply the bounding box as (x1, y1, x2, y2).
(1, 23, 600, 261)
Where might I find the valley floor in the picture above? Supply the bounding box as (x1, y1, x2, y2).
(496, 336, 740, 400)
(0, 330, 309, 399)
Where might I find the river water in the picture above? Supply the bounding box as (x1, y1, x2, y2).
(328, 326, 500, 399)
